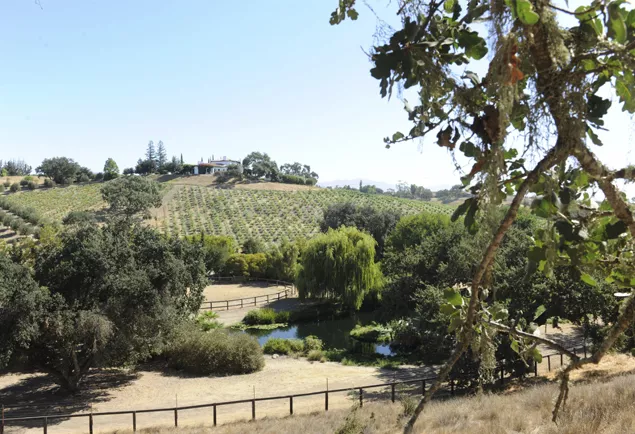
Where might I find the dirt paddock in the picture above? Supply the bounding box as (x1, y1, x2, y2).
(202, 282, 289, 302)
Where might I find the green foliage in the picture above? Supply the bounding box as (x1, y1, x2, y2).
(304, 335, 324, 352)
(4, 221, 208, 390)
(62, 210, 96, 226)
(262, 337, 305, 355)
(185, 233, 236, 274)
(195, 311, 223, 331)
(100, 176, 162, 218)
(297, 226, 383, 310)
(242, 237, 266, 254)
(36, 157, 81, 185)
(349, 323, 392, 344)
(9, 183, 19, 193)
(242, 152, 279, 180)
(321, 201, 401, 258)
(43, 178, 54, 188)
(243, 308, 290, 325)
(103, 158, 120, 181)
(166, 323, 264, 375)
(306, 349, 326, 362)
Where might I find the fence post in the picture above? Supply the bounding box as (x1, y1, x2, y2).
(450, 379, 455, 396)
(359, 388, 363, 407)
(422, 379, 426, 395)
(226, 300, 229, 310)
(584, 345, 587, 358)
(547, 355, 551, 371)
(241, 299, 244, 308)
(174, 408, 178, 427)
(210, 301, 213, 310)
(252, 399, 256, 420)
(325, 391, 329, 411)
(267, 294, 270, 303)
(278, 293, 281, 301)
(43, 417, 48, 434)
(534, 360, 538, 376)
(289, 396, 294, 415)
(254, 297, 257, 306)
(213, 405, 217, 426)
(133, 412, 137, 432)
(560, 353, 564, 366)
(89, 414, 94, 434)
(391, 383, 396, 403)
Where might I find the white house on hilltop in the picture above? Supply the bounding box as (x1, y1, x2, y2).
(192, 156, 241, 175)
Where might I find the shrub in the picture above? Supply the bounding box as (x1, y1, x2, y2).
(304, 335, 323, 352)
(243, 308, 290, 326)
(0, 184, 4, 193)
(196, 311, 223, 331)
(2, 181, 10, 188)
(19, 177, 30, 186)
(94, 172, 104, 181)
(244, 308, 277, 325)
(9, 218, 21, 231)
(43, 178, 55, 188)
(307, 349, 326, 362)
(9, 183, 19, 193)
(27, 181, 37, 190)
(63, 211, 95, 226)
(262, 338, 304, 355)
(350, 324, 392, 344)
(166, 324, 264, 375)
(77, 173, 91, 183)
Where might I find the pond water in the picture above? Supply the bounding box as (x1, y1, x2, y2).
(245, 312, 394, 356)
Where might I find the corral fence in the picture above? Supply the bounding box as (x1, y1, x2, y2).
(200, 276, 296, 311)
(0, 345, 587, 434)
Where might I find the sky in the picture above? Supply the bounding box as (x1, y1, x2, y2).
(0, 0, 634, 194)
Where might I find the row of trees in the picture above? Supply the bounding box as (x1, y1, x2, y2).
(134, 140, 185, 175)
(0, 160, 32, 177)
(240, 152, 319, 185)
(344, 181, 470, 204)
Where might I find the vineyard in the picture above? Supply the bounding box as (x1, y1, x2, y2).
(2, 182, 454, 245)
(1, 183, 106, 221)
(158, 186, 454, 245)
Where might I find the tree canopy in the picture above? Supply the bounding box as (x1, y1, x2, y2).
(297, 226, 383, 310)
(100, 176, 162, 218)
(36, 157, 82, 185)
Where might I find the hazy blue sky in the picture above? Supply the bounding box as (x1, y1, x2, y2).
(1, 0, 633, 193)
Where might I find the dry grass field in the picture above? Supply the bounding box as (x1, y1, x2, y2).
(105, 358, 635, 434)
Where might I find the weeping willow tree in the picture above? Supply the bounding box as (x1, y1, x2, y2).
(331, 0, 635, 431)
(296, 226, 382, 310)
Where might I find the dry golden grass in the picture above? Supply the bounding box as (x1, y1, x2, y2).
(108, 364, 635, 434)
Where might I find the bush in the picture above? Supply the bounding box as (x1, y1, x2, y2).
(0, 184, 4, 193)
(304, 335, 323, 352)
(166, 324, 264, 376)
(196, 311, 223, 331)
(63, 211, 95, 226)
(243, 308, 290, 325)
(19, 177, 31, 186)
(262, 338, 304, 355)
(77, 173, 91, 183)
(94, 172, 104, 181)
(27, 181, 37, 190)
(43, 178, 55, 188)
(307, 349, 326, 362)
(350, 324, 392, 344)
(9, 183, 19, 193)
(2, 181, 10, 188)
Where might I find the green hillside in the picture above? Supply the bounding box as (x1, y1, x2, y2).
(159, 186, 453, 245)
(2, 182, 454, 246)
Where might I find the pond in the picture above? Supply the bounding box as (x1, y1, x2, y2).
(245, 312, 394, 356)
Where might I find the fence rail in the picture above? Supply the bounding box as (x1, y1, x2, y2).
(0, 345, 587, 434)
(200, 276, 296, 311)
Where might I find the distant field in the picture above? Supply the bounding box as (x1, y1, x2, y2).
(3, 180, 454, 245)
(1, 183, 106, 221)
(157, 185, 453, 245)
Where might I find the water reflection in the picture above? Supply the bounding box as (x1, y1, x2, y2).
(245, 312, 394, 356)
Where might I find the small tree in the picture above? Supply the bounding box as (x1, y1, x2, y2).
(100, 176, 162, 219)
(145, 140, 156, 164)
(242, 237, 265, 254)
(103, 158, 120, 181)
(297, 226, 383, 310)
(36, 157, 81, 185)
(157, 141, 167, 170)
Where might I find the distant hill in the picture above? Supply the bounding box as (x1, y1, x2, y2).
(2, 179, 454, 246)
(318, 179, 396, 191)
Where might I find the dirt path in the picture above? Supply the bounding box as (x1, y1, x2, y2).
(1, 358, 437, 434)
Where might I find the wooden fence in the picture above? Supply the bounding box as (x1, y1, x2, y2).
(0, 345, 587, 434)
(200, 276, 296, 311)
